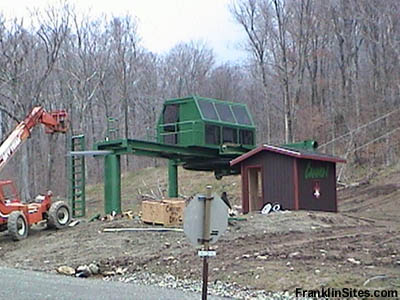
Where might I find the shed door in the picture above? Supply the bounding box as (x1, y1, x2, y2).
(247, 167, 263, 211)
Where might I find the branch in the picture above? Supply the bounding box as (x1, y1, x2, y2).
(0, 105, 19, 122)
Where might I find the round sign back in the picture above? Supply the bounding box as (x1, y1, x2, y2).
(183, 193, 228, 247)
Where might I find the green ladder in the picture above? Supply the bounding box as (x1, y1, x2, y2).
(69, 135, 86, 217)
(106, 117, 119, 140)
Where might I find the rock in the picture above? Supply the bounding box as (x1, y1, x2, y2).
(288, 252, 299, 258)
(76, 271, 90, 278)
(347, 258, 361, 265)
(76, 265, 91, 277)
(396, 261, 400, 265)
(242, 254, 250, 259)
(102, 270, 116, 276)
(89, 263, 100, 275)
(57, 266, 75, 276)
(256, 255, 268, 260)
(163, 256, 175, 261)
(115, 267, 128, 275)
(122, 210, 134, 219)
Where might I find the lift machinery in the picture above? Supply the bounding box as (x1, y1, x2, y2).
(0, 107, 71, 240)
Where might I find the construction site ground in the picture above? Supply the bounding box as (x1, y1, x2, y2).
(0, 165, 399, 296)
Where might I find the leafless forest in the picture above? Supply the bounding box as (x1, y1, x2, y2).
(0, 0, 399, 199)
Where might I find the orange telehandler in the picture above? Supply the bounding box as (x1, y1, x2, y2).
(0, 107, 71, 240)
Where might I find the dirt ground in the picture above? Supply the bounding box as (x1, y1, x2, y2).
(0, 167, 399, 296)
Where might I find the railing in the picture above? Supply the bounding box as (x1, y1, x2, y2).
(157, 120, 201, 145)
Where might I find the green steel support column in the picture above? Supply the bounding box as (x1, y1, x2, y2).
(104, 155, 121, 214)
(168, 160, 178, 197)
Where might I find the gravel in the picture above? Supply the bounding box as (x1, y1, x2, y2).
(104, 271, 318, 300)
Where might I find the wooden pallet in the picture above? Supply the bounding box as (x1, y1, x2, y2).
(141, 199, 185, 226)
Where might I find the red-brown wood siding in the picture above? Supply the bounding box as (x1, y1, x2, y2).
(240, 151, 295, 211)
(333, 164, 338, 211)
(297, 160, 337, 212)
(241, 163, 249, 213)
(293, 159, 299, 210)
(240, 155, 261, 213)
(262, 152, 295, 210)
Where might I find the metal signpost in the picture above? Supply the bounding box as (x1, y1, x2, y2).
(184, 186, 228, 300)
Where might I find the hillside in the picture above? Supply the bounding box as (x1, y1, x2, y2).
(85, 166, 242, 218)
(0, 165, 399, 298)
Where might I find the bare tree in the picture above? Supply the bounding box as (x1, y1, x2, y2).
(108, 15, 140, 169)
(230, 0, 274, 142)
(164, 41, 215, 97)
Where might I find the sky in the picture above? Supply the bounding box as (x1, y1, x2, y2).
(0, 0, 248, 63)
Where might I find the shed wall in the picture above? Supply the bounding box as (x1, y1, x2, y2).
(262, 152, 295, 210)
(241, 152, 295, 212)
(297, 160, 337, 212)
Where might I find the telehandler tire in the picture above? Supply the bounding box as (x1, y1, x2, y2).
(47, 201, 71, 229)
(8, 211, 29, 241)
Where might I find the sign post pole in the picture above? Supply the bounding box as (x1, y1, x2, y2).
(183, 186, 228, 300)
(201, 186, 213, 300)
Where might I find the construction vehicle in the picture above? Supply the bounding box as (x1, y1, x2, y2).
(0, 107, 71, 240)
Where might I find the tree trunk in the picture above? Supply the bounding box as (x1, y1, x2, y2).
(20, 143, 31, 202)
(46, 134, 56, 191)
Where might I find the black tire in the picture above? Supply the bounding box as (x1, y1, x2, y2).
(272, 203, 281, 212)
(261, 203, 272, 215)
(47, 201, 71, 229)
(8, 211, 29, 241)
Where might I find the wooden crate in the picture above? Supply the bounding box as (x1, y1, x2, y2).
(141, 199, 185, 226)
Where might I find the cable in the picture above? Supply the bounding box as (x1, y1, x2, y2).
(320, 107, 400, 148)
(343, 126, 400, 156)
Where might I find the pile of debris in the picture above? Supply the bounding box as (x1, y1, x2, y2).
(88, 210, 136, 222)
(57, 263, 100, 278)
(57, 263, 130, 278)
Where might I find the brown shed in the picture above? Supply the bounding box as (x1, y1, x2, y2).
(230, 145, 346, 213)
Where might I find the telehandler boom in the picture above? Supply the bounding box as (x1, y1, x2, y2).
(0, 107, 68, 173)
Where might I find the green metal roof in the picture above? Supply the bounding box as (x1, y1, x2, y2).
(164, 96, 255, 128)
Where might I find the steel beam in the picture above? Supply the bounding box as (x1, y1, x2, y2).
(96, 138, 219, 159)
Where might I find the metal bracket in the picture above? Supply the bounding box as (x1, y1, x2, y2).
(198, 195, 214, 201)
(197, 238, 213, 243)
